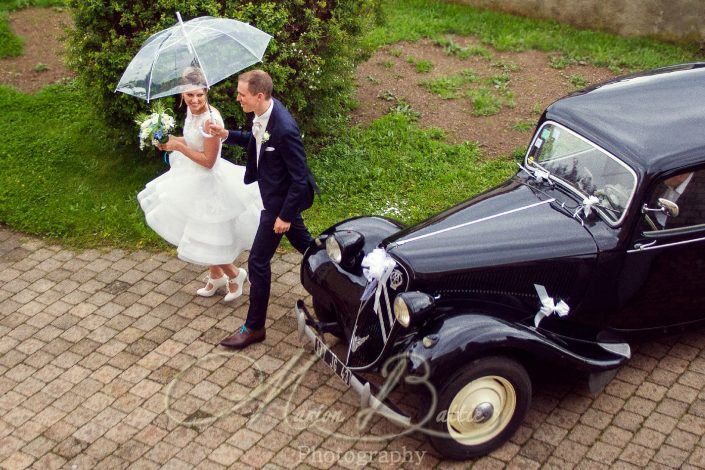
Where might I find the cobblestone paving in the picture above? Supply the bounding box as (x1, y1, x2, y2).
(1, 226, 705, 469)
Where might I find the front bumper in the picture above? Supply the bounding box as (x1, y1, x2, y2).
(294, 300, 411, 427)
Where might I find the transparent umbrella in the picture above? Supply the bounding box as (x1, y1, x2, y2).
(116, 12, 272, 102)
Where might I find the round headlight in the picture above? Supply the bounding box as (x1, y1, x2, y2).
(325, 231, 365, 266)
(394, 296, 411, 327)
(394, 292, 436, 328)
(325, 236, 342, 263)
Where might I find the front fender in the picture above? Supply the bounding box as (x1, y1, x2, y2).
(406, 313, 630, 380)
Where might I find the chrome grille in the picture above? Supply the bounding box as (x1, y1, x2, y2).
(345, 263, 409, 369)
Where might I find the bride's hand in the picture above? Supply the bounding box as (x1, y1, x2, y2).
(157, 136, 181, 152)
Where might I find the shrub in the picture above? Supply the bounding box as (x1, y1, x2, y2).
(66, 0, 380, 145)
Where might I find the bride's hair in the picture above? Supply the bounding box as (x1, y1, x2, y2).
(182, 66, 207, 88)
(180, 66, 207, 108)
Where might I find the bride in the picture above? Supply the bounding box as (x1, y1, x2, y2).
(137, 66, 262, 302)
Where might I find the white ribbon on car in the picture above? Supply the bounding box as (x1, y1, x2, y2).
(533, 284, 570, 328)
(361, 248, 397, 336)
(534, 168, 551, 183)
(573, 195, 600, 219)
(391, 199, 555, 248)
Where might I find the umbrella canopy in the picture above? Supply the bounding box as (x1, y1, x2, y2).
(116, 13, 272, 102)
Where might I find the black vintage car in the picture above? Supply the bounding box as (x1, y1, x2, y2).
(295, 62, 705, 459)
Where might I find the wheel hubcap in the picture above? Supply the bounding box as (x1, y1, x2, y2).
(472, 402, 494, 423)
(446, 376, 517, 445)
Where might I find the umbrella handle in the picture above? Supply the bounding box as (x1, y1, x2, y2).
(198, 94, 216, 138)
(199, 125, 212, 139)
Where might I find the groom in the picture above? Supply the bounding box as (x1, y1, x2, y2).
(208, 69, 318, 349)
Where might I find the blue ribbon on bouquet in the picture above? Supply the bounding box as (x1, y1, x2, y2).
(152, 130, 169, 166)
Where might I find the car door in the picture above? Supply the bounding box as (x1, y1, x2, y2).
(611, 166, 705, 334)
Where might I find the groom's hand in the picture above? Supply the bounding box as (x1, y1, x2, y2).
(205, 120, 227, 140)
(274, 217, 291, 234)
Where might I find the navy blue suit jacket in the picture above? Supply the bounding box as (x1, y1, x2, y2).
(224, 98, 318, 223)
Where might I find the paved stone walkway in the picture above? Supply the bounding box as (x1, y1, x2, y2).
(1, 226, 705, 469)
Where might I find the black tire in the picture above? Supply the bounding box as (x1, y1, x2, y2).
(426, 356, 531, 460)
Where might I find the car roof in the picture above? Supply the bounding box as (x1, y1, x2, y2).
(545, 62, 705, 176)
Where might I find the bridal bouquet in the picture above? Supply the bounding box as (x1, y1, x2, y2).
(135, 102, 176, 151)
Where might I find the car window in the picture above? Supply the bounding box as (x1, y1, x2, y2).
(526, 122, 637, 225)
(643, 168, 705, 230)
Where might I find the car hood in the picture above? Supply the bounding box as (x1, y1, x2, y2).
(385, 178, 598, 274)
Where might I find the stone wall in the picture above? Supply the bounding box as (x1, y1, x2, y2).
(454, 0, 705, 43)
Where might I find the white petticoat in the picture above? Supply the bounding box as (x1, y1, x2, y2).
(138, 152, 262, 266)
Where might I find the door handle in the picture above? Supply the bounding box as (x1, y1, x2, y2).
(633, 240, 657, 250)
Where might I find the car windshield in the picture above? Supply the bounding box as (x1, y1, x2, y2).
(526, 122, 637, 225)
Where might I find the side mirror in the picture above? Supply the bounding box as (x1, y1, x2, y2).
(642, 199, 680, 218)
(657, 198, 679, 218)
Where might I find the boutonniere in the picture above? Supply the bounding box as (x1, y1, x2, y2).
(262, 131, 270, 144)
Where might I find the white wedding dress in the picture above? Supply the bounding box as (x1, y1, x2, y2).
(138, 107, 262, 266)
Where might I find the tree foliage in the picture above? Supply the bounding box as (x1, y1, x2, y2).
(66, 0, 380, 144)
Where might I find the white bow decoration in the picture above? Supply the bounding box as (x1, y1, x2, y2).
(574, 195, 600, 218)
(534, 168, 551, 183)
(361, 249, 397, 335)
(361, 249, 397, 303)
(533, 284, 570, 328)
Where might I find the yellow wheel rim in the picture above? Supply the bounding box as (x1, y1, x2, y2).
(446, 375, 516, 445)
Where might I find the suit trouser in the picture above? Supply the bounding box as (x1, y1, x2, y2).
(245, 209, 312, 330)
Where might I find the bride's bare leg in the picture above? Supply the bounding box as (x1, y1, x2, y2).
(196, 265, 228, 297)
(220, 264, 238, 278)
(208, 266, 226, 288)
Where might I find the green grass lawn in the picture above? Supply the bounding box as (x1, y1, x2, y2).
(307, 112, 515, 229)
(0, 0, 701, 250)
(0, 9, 22, 58)
(365, 0, 699, 70)
(0, 83, 165, 248)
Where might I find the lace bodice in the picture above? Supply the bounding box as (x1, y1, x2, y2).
(184, 107, 224, 155)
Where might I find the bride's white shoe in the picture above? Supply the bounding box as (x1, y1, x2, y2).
(223, 268, 247, 302)
(196, 274, 228, 297)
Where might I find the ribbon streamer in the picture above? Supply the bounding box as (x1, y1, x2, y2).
(361, 249, 397, 335)
(391, 199, 554, 248)
(533, 284, 570, 327)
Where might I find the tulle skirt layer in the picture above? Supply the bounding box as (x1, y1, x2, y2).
(138, 152, 262, 266)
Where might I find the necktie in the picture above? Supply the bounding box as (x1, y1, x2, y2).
(252, 121, 263, 141)
(253, 120, 264, 165)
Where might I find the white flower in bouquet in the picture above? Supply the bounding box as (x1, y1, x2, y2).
(135, 102, 176, 151)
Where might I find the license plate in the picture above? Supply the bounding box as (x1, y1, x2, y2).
(313, 335, 352, 386)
